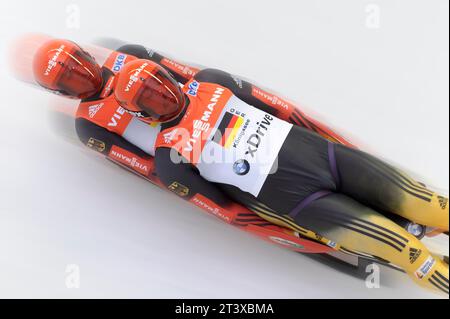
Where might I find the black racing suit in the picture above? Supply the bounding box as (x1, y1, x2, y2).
(154, 70, 449, 294)
(75, 45, 449, 294)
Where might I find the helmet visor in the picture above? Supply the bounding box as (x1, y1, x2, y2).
(56, 49, 102, 99)
(134, 69, 184, 122)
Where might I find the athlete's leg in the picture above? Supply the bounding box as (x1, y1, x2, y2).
(294, 193, 449, 294)
(332, 143, 449, 230)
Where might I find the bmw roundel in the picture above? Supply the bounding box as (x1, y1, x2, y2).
(233, 159, 250, 176)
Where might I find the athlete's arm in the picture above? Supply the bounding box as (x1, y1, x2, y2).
(116, 44, 200, 85)
(154, 147, 231, 207)
(194, 68, 352, 145)
(75, 117, 155, 177)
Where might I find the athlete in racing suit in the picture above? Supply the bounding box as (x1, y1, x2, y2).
(73, 43, 341, 246)
(32, 40, 449, 294)
(147, 68, 448, 294)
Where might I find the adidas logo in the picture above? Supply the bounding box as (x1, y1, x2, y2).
(88, 103, 104, 118)
(438, 196, 448, 210)
(409, 248, 422, 264)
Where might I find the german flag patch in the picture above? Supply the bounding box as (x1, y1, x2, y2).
(212, 112, 244, 149)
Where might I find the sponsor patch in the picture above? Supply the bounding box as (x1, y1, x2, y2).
(44, 44, 65, 76)
(438, 196, 448, 210)
(190, 194, 232, 223)
(125, 61, 149, 92)
(251, 86, 292, 110)
(112, 54, 127, 72)
(327, 241, 338, 248)
(168, 181, 190, 197)
(108, 106, 126, 127)
(183, 87, 226, 154)
(231, 75, 243, 89)
(245, 114, 274, 158)
(145, 47, 156, 57)
(212, 112, 244, 149)
(409, 248, 422, 264)
(108, 146, 151, 175)
(233, 159, 250, 176)
(161, 58, 199, 77)
(415, 256, 436, 279)
(269, 237, 305, 250)
(88, 103, 104, 118)
(87, 137, 106, 152)
(187, 80, 200, 96)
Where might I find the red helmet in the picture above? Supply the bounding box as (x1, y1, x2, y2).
(115, 59, 185, 123)
(33, 39, 103, 99)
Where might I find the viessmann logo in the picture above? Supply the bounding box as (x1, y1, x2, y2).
(44, 44, 65, 76)
(162, 58, 197, 77)
(184, 87, 225, 153)
(108, 106, 126, 127)
(110, 149, 149, 174)
(252, 87, 290, 110)
(125, 62, 149, 92)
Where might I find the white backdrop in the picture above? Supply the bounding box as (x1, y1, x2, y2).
(0, 0, 448, 298)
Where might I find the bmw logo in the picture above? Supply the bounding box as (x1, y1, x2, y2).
(233, 159, 250, 176)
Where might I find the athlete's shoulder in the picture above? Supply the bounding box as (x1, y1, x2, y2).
(76, 95, 133, 135)
(116, 44, 153, 58)
(194, 69, 247, 94)
(194, 68, 231, 83)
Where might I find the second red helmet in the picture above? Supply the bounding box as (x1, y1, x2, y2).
(115, 59, 185, 123)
